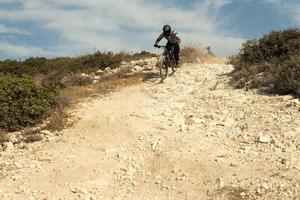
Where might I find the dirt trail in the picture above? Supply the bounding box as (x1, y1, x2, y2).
(0, 63, 300, 200)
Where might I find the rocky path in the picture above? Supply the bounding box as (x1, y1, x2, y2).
(0, 63, 300, 200)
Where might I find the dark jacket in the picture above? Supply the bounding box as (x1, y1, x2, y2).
(155, 31, 181, 45)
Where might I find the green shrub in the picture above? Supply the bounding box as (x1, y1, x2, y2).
(231, 28, 300, 94)
(0, 75, 58, 131)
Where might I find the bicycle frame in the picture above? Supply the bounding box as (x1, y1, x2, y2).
(155, 45, 177, 81)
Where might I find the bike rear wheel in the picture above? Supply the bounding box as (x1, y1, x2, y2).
(159, 57, 168, 81)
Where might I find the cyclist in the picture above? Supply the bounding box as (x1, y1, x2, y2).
(154, 25, 181, 66)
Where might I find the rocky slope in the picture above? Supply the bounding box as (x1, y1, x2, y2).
(0, 62, 299, 200)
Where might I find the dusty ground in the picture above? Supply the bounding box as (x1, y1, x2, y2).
(0, 63, 300, 200)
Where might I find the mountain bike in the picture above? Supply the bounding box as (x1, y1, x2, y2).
(155, 45, 177, 81)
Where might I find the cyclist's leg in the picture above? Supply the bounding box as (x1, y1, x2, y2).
(166, 42, 172, 52)
(174, 43, 180, 66)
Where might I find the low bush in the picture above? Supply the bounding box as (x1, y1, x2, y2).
(0, 75, 58, 131)
(230, 28, 300, 95)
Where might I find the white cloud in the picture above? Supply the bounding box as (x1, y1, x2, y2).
(0, 24, 30, 35)
(0, 0, 245, 58)
(0, 41, 53, 58)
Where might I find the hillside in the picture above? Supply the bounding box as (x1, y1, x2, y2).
(0, 61, 299, 199)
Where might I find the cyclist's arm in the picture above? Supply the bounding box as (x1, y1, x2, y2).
(155, 33, 164, 44)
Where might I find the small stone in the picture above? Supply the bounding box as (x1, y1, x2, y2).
(256, 187, 263, 194)
(195, 76, 202, 82)
(126, 167, 136, 176)
(216, 178, 224, 188)
(155, 176, 162, 184)
(258, 134, 270, 143)
(281, 158, 288, 165)
(70, 187, 78, 193)
(78, 188, 88, 195)
(262, 183, 269, 190)
(240, 192, 246, 197)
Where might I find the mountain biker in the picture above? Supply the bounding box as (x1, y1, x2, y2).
(154, 25, 181, 66)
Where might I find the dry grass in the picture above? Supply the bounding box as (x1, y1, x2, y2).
(0, 130, 9, 143)
(23, 134, 43, 143)
(180, 45, 226, 64)
(97, 73, 143, 94)
(61, 74, 94, 87)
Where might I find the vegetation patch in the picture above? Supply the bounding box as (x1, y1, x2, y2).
(0, 50, 155, 132)
(0, 75, 58, 131)
(230, 28, 300, 95)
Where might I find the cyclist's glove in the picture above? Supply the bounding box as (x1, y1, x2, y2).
(154, 44, 160, 48)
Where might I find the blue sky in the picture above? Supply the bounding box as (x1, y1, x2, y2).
(0, 0, 299, 59)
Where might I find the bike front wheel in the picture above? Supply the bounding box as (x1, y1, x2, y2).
(159, 57, 168, 81)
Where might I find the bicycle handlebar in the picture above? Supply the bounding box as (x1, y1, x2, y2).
(154, 45, 166, 48)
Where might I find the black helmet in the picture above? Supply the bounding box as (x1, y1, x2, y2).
(163, 25, 171, 34)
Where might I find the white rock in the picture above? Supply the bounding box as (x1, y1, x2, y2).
(261, 183, 269, 190)
(133, 65, 143, 71)
(104, 67, 111, 72)
(95, 69, 104, 75)
(195, 77, 203, 83)
(224, 118, 235, 127)
(41, 130, 52, 136)
(258, 134, 270, 144)
(70, 187, 79, 193)
(216, 178, 224, 188)
(7, 133, 20, 144)
(93, 75, 101, 80)
(240, 192, 246, 197)
(3, 142, 14, 152)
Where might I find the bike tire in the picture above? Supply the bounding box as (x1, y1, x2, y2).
(159, 57, 168, 81)
(170, 57, 177, 74)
